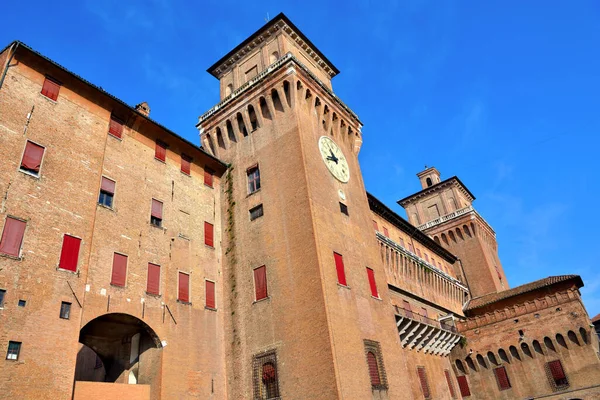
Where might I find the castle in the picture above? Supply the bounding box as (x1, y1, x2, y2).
(0, 13, 598, 400)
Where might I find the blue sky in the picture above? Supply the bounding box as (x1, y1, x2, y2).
(3, 1, 599, 314)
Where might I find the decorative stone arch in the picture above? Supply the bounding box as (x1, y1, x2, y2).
(556, 333, 568, 349)
(568, 330, 580, 346)
(544, 336, 556, 352)
(579, 327, 589, 344)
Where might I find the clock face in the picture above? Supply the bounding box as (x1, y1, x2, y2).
(318, 136, 350, 183)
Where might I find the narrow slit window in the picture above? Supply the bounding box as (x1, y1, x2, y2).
(417, 366, 431, 399)
(181, 154, 192, 175)
(367, 267, 378, 298)
(0, 289, 5, 307)
(108, 116, 123, 138)
(147, 263, 160, 295)
(59, 302, 71, 319)
(6, 341, 21, 361)
(334, 252, 347, 286)
(178, 272, 190, 303)
(20, 141, 45, 176)
(155, 140, 167, 162)
(0, 217, 26, 257)
(254, 266, 268, 301)
(250, 204, 264, 221)
(41, 77, 60, 101)
(58, 234, 81, 272)
(339, 202, 348, 216)
(247, 166, 261, 194)
(444, 370, 456, 399)
(111, 253, 127, 287)
(99, 177, 115, 208)
(151, 199, 163, 227)
(205, 280, 216, 309)
(204, 222, 214, 247)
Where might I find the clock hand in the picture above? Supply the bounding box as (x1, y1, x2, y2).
(328, 150, 339, 163)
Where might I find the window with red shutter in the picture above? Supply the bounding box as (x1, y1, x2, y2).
(181, 154, 192, 175)
(41, 77, 60, 101)
(494, 366, 511, 390)
(424, 253, 429, 262)
(206, 280, 216, 309)
(372, 220, 378, 231)
(108, 116, 123, 138)
(334, 252, 347, 286)
(409, 243, 414, 253)
(0, 217, 26, 257)
(151, 199, 163, 227)
(547, 360, 568, 387)
(399, 238, 405, 247)
(147, 263, 160, 295)
(20, 141, 45, 176)
(99, 177, 115, 208)
(457, 375, 471, 397)
(417, 367, 431, 399)
(383, 227, 389, 237)
(204, 221, 214, 247)
(445, 370, 456, 398)
(367, 352, 380, 386)
(155, 140, 167, 162)
(254, 266, 268, 301)
(367, 267, 378, 298)
(178, 272, 190, 303)
(111, 253, 127, 287)
(421, 307, 428, 318)
(204, 167, 214, 187)
(58, 235, 81, 272)
(403, 300, 413, 318)
(416, 248, 422, 257)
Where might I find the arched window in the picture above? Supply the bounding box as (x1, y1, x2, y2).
(261, 362, 279, 398)
(225, 83, 233, 97)
(367, 352, 381, 386)
(270, 51, 279, 64)
(498, 348, 509, 363)
(580, 327, 589, 344)
(556, 333, 567, 348)
(487, 351, 498, 365)
(509, 345, 520, 360)
(426, 177, 433, 187)
(533, 340, 544, 355)
(544, 336, 556, 352)
(455, 359, 466, 374)
(568, 330, 580, 346)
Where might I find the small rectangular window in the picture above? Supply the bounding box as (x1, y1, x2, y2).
(108, 116, 123, 139)
(178, 272, 190, 303)
(58, 234, 81, 272)
(181, 154, 192, 175)
(59, 302, 71, 319)
(402, 300, 413, 318)
(247, 166, 260, 194)
(20, 141, 45, 176)
(151, 199, 163, 227)
(147, 263, 160, 295)
(383, 227, 389, 237)
(372, 220, 378, 231)
(99, 177, 115, 208)
(417, 366, 431, 399)
(6, 341, 21, 361)
(364, 340, 388, 390)
(416, 248, 422, 258)
(421, 307, 428, 318)
(456, 375, 471, 397)
(399, 238, 405, 247)
(494, 366, 511, 390)
(252, 350, 280, 400)
(367, 267, 378, 298)
(111, 253, 127, 287)
(547, 360, 569, 389)
(334, 252, 347, 286)
(424, 253, 429, 262)
(0, 217, 26, 257)
(206, 280, 216, 309)
(204, 221, 214, 247)
(339, 202, 348, 216)
(254, 266, 268, 301)
(0, 289, 5, 307)
(41, 77, 60, 101)
(408, 243, 414, 253)
(18, 299, 26, 307)
(155, 140, 167, 162)
(250, 204, 264, 221)
(204, 167, 214, 188)
(444, 370, 456, 399)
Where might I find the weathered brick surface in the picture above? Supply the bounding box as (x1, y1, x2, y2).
(74, 381, 150, 400)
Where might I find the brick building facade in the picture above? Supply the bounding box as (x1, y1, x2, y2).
(0, 13, 598, 400)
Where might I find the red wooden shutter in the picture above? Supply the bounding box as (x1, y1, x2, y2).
(59, 235, 81, 272)
(108, 117, 123, 138)
(457, 375, 471, 397)
(417, 367, 431, 398)
(181, 154, 191, 175)
(151, 199, 163, 219)
(494, 366, 511, 390)
(445, 370, 456, 398)
(178, 272, 189, 302)
(111, 253, 127, 286)
(372, 220, 378, 231)
(206, 280, 215, 309)
(254, 266, 268, 300)
(41, 77, 60, 101)
(334, 252, 346, 286)
(147, 263, 160, 295)
(548, 360, 566, 380)
(21, 141, 45, 173)
(204, 222, 214, 247)
(204, 167, 214, 187)
(421, 307, 428, 318)
(155, 141, 166, 161)
(403, 300, 413, 318)
(416, 248, 422, 257)
(383, 227, 389, 237)
(399, 238, 405, 247)
(0, 217, 26, 257)
(101, 177, 115, 194)
(367, 352, 380, 386)
(367, 267, 378, 297)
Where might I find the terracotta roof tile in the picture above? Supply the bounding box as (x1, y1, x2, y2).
(591, 313, 600, 324)
(465, 275, 582, 312)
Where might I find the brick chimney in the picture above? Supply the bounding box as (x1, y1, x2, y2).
(135, 101, 150, 117)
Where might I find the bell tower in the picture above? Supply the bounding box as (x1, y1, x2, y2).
(398, 167, 508, 298)
(197, 13, 410, 400)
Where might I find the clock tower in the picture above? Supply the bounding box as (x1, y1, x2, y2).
(197, 13, 412, 400)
